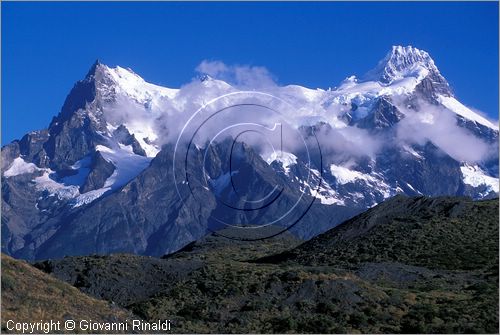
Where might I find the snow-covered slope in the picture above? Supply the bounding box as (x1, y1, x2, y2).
(438, 95, 497, 130)
(95, 144, 152, 190)
(460, 164, 499, 197)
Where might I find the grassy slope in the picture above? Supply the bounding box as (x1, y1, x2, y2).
(264, 196, 499, 271)
(1, 254, 137, 333)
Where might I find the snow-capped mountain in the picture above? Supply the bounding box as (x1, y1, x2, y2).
(2, 45, 498, 260)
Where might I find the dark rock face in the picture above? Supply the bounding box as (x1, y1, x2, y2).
(353, 97, 405, 130)
(80, 151, 115, 193)
(2, 172, 46, 256)
(22, 147, 217, 260)
(415, 75, 452, 102)
(376, 142, 462, 196)
(18, 130, 51, 168)
(57, 62, 99, 124)
(202, 140, 362, 240)
(45, 116, 106, 170)
(1, 142, 20, 171)
(43, 65, 109, 170)
(113, 125, 146, 156)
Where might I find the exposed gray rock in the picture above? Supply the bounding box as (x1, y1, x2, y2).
(1, 142, 20, 171)
(112, 125, 147, 156)
(353, 97, 404, 129)
(80, 151, 116, 193)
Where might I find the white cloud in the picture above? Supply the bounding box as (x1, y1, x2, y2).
(195, 60, 229, 79)
(396, 102, 493, 162)
(195, 60, 277, 89)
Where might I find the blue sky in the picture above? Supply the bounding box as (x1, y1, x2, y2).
(2, 1, 498, 144)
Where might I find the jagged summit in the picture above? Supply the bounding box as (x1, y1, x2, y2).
(83, 60, 145, 86)
(365, 45, 440, 82)
(83, 61, 137, 88)
(85, 59, 103, 77)
(57, 61, 178, 125)
(360, 45, 453, 99)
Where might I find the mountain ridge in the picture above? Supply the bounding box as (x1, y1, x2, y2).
(2, 45, 498, 260)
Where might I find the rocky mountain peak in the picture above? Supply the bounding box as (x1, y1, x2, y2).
(366, 46, 439, 81)
(362, 45, 453, 99)
(82, 61, 147, 98)
(52, 61, 151, 131)
(387, 45, 435, 68)
(85, 59, 103, 77)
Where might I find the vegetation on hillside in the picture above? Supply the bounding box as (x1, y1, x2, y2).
(3, 196, 498, 333)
